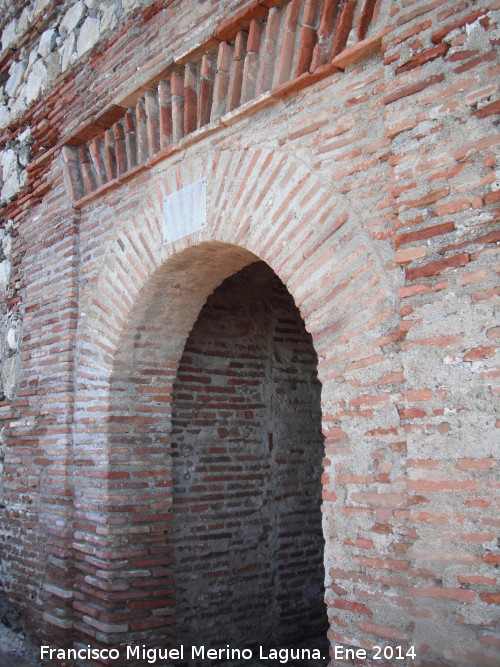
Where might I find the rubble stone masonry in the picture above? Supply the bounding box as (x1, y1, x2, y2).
(0, 0, 498, 665)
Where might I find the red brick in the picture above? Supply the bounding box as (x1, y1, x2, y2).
(247, 18, 264, 52)
(453, 49, 497, 75)
(406, 253, 470, 281)
(332, 599, 373, 615)
(482, 553, 500, 564)
(329, 0, 356, 59)
(395, 246, 427, 264)
(462, 532, 495, 543)
(357, 0, 378, 40)
(396, 43, 449, 74)
(257, 9, 281, 93)
(472, 287, 500, 303)
(227, 33, 247, 111)
(460, 269, 488, 286)
(473, 100, 500, 119)
(274, 0, 301, 85)
(89, 137, 106, 187)
(409, 586, 476, 602)
(383, 74, 445, 105)
(454, 133, 500, 161)
(463, 346, 497, 362)
(458, 574, 496, 585)
(431, 8, 488, 44)
(484, 189, 500, 205)
(145, 90, 160, 155)
(407, 479, 477, 492)
(295, 25, 317, 77)
(357, 555, 410, 571)
(479, 593, 500, 604)
(399, 185, 451, 210)
(356, 620, 408, 641)
(351, 492, 407, 507)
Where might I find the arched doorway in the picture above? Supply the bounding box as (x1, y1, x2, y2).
(171, 261, 327, 651)
(71, 144, 397, 661)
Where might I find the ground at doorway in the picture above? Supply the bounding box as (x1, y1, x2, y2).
(246, 635, 330, 667)
(0, 620, 40, 667)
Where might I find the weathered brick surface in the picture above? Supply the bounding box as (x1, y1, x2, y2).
(0, 1, 499, 666)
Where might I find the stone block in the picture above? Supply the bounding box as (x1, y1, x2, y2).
(5, 60, 27, 100)
(32, 0, 53, 19)
(17, 7, 30, 36)
(6, 327, 18, 351)
(77, 17, 101, 57)
(99, 0, 117, 33)
(1, 19, 17, 52)
(38, 28, 57, 58)
(60, 1, 85, 36)
(0, 149, 20, 202)
(2, 233, 12, 260)
(0, 259, 10, 293)
(45, 51, 61, 85)
(61, 33, 76, 72)
(0, 106, 9, 130)
(25, 60, 47, 105)
(9, 90, 28, 119)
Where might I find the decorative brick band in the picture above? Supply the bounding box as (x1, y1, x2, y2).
(62, 0, 382, 206)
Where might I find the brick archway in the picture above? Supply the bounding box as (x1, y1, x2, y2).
(71, 146, 396, 653)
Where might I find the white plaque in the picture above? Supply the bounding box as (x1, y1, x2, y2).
(163, 179, 207, 244)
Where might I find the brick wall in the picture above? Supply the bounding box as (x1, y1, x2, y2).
(0, 0, 498, 665)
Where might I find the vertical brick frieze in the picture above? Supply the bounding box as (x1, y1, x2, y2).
(104, 129, 117, 181)
(61, 146, 85, 201)
(329, 0, 356, 59)
(257, 7, 282, 94)
(303, 0, 321, 26)
(274, 0, 302, 86)
(59, 0, 378, 205)
(310, 0, 339, 70)
(89, 137, 107, 187)
(184, 63, 198, 136)
(241, 19, 264, 103)
(158, 80, 173, 148)
(198, 55, 215, 128)
(171, 70, 185, 143)
(113, 120, 128, 176)
(356, 0, 377, 40)
(227, 30, 248, 112)
(294, 0, 321, 77)
(124, 109, 138, 169)
(78, 146, 97, 194)
(211, 42, 233, 121)
(145, 90, 161, 156)
(136, 98, 149, 164)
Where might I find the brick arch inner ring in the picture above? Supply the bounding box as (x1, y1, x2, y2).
(71, 147, 397, 651)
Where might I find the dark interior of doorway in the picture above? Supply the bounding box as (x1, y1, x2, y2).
(171, 260, 328, 662)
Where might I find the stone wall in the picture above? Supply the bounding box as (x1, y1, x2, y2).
(0, 0, 161, 504)
(0, 0, 499, 665)
(0, 0, 162, 205)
